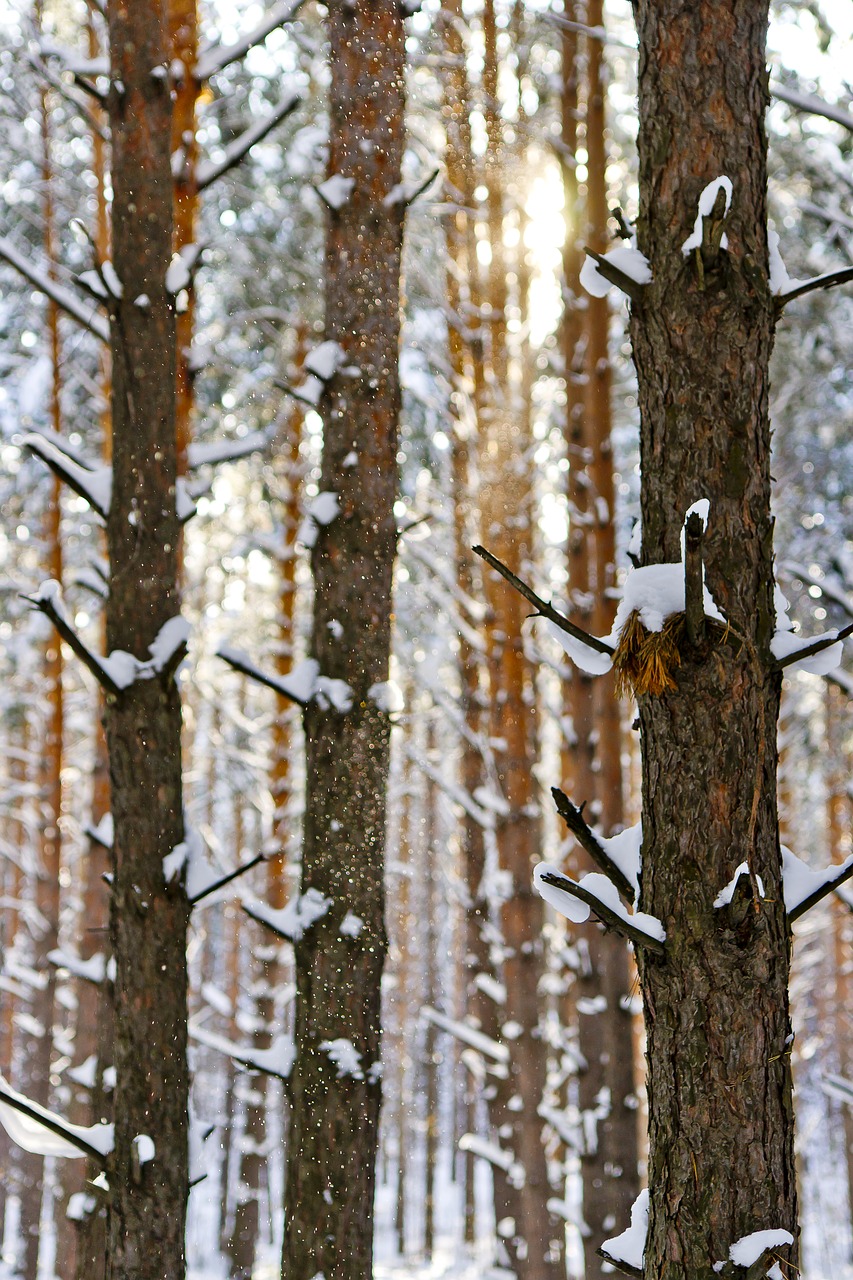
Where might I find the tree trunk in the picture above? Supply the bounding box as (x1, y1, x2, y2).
(574, 12, 641, 1273)
(630, 2, 797, 1271)
(280, 2, 405, 1274)
(103, 2, 190, 1276)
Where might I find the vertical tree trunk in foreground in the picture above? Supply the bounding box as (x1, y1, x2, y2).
(631, 2, 797, 1271)
(104, 2, 189, 1276)
(281, 3, 405, 1275)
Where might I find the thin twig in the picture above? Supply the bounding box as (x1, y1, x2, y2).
(472, 545, 613, 656)
(196, 94, 302, 191)
(551, 787, 635, 904)
(190, 853, 265, 906)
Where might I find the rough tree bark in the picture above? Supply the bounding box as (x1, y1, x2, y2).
(630, 1, 797, 1272)
(103, 1, 189, 1276)
(280, 2, 405, 1275)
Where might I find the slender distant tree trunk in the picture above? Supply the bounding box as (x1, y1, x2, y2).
(103, 1, 189, 1276)
(281, 2, 405, 1274)
(572, 12, 641, 1273)
(631, 2, 797, 1270)
(477, 6, 561, 1278)
(437, 0, 496, 1245)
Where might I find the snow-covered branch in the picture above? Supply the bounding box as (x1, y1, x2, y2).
(196, 0, 306, 79)
(196, 93, 302, 191)
(187, 425, 275, 470)
(188, 1022, 295, 1081)
(23, 583, 124, 697)
(770, 81, 853, 134)
(421, 1004, 509, 1064)
(473, 544, 613, 657)
(23, 433, 111, 518)
(772, 620, 853, 672)
(535, 866, 665, 955)
(580, 244, 650, 302)
(784, 844, 853, 922)
(775, 265, 853, 310)
(551, 787, 636, 905)
(0, 1075, 113, 1164)
(0, 237, 109, 343)
(217, 646, 310, 707)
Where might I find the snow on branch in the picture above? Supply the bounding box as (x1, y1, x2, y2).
(196, 0, 306, 80)
(188, 1021, 295, 1081)
(783, 844, 853, 922)
(0, 1074, 113, 1164)
(196, 93, 302, 191)
(771, 620, 853, 673)
(186, 425, 275, 470)
(770, 81, 853, 134)
(458, 1132, 518, 1174)
(534, 865, 666, 955)
(188, 852, 265, 906)
(579, 244, 651, 302)
(23, 582, 123, 696)
(775, 265, 853, 310)
(599, 1189, 647, 1278)
(217, 647, 353, 712)
(383, 167, 441, 209)
(473, 544, 613, 657)
(421, 1004, 510, 1064)
(25, 587, 190, 698)
(551, 787, 637, 905)
(22, 433, 111, 518)
(242, 887, 333, 942)
(0, 237, 109, 342)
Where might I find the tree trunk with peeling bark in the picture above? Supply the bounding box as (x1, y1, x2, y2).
(629, 2, 798, 1272)
(103, 2, 189, 1276)
(281, 3, 405, 1275)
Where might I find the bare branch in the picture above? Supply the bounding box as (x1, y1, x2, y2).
(799, 199, 853, 235)
(776, 265, 853, 310)
(538, 869, 666, 955)
(189, 853, 265, 906)
(0, 237, 109, 343)
(683, 512, 705, 647)
(551, 787, 635, 905)
(383, 167, 441, 208)
(773, 620, 853, 671)
(196, 93, 302, 191)
(473, 544, 613, 656)
(196, 0, 306, 80)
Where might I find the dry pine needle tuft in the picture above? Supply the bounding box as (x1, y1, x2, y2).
(612, 610, 686, 698)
